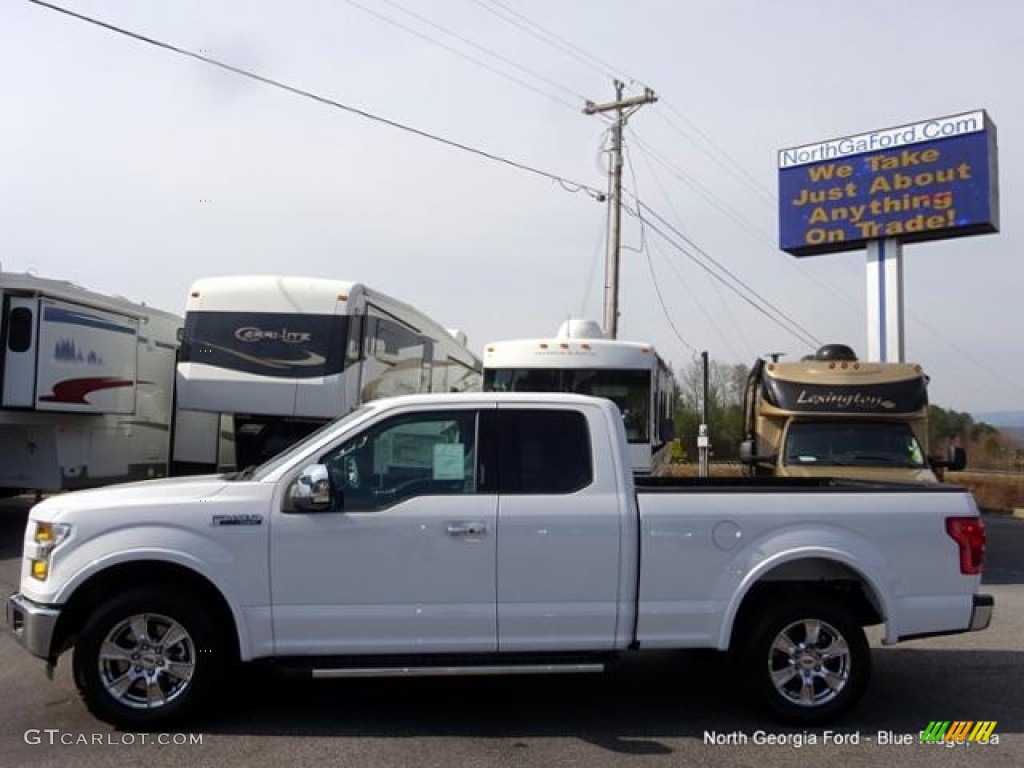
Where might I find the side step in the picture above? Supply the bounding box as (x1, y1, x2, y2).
(311, 663, 605, 679)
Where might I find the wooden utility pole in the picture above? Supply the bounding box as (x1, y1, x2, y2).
(584, 80, 657, 339)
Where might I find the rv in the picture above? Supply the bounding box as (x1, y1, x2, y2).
(740, 343, 964, 483)
(0, 272, 183, 493)
(482, 318, 677, 474)
(175, 275, 483, 468)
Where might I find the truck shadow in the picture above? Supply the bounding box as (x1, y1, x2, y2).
(198, 647, 1024, 752)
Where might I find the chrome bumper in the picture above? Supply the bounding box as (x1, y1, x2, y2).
(6, 593, 60, 660)
(970, 593, 994, 631)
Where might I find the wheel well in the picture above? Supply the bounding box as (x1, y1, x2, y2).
(52, 561, 240, 661)
(729, 559, 884, 651)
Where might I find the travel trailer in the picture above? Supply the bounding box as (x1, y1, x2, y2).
(175, 275, 482, 468)
(0, 272, 184, 493)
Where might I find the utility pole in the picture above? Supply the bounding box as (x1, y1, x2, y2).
(698, 350, 711, 477)
(584, 80, 657, 339)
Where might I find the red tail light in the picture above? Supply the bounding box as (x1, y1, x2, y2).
(946, 517, 986, 575)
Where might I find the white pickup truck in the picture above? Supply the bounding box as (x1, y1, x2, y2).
(7, 393, 993, 729)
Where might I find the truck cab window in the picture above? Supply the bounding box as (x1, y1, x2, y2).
(498, 409, 592, 494)
(322, 410, 478, 511)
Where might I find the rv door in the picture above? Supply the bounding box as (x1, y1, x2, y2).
(1, 296, 39, 408)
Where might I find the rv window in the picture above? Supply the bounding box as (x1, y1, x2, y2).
(7, 307, 33, 353)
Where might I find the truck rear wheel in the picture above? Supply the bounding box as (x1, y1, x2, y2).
(72, 588, 224, 729)
(742, 599, 870, 724)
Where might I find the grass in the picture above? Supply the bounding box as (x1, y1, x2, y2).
(945, 471, 1024, 513)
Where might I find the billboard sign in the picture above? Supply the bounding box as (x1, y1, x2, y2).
(778, 111, 999, 256)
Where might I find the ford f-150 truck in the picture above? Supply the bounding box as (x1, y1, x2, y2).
(7, 393, 993, 729)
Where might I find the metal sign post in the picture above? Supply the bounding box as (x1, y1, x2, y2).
(866, 238, 905, 362)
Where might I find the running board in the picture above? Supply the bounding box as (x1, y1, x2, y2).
(312, 663, 605, 679)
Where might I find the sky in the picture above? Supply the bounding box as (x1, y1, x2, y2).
(2, 0, 1021, 417)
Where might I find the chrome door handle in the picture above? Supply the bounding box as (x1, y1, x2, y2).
(446, 522, 487, 536)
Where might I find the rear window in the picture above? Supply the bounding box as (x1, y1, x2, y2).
(498, 409, 592, 494)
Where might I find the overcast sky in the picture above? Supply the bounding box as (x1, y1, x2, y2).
(2, 0, 1021, 416)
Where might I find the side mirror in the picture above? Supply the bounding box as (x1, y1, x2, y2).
(740, 439, 776, 465)
(288, 463, 334, 513)
(946, 445, 966, 472)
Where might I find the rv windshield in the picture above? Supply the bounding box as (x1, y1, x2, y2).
(180, 311, 353, 379)
(484, 368, 650, 442)
(783, 421, 927, 469)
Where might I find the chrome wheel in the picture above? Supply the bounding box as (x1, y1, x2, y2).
(767, 618, 851, 708)
(97, 612, 196, 710)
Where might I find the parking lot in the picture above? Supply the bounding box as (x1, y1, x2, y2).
(2, 497, 1021, 768)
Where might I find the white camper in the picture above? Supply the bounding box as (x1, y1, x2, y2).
(175, 275, 482, 468)
(0, 272, 183, 493)
(482, 319, 678, 475)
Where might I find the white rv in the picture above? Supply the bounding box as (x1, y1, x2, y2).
(175, 275, 482, 468)
(482, 319, 678, 474)
(0, 272, 184, 493)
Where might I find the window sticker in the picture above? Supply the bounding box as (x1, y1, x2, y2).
(433, 444, 465, 480)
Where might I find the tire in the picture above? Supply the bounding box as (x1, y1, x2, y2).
(741, 598, 870, 725)
(72, 588, 225, 729)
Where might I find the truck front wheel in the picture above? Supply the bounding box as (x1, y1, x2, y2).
(72, 589, 224, 729)
(742, 599, 870, 724)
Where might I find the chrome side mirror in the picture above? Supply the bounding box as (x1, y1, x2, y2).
(289, 463, 333, 512)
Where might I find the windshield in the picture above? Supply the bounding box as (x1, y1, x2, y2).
(783, 421, 927, 469)
(180, 311, 353, 379)
(247, 405, 373, 481)
(484, 367, 651, 442)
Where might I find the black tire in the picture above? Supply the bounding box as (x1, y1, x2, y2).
(72, 588, 225, 729)
(741, 598, 870, 725)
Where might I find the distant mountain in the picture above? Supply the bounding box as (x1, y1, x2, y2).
(973, 411, 1024, 427)
(1002, 427, 1024, 448)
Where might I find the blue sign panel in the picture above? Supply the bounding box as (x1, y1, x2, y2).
(778, 112, 999, 257)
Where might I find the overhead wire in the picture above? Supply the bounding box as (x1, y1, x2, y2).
(621, 145, 695, 354)
(341, 0, 582, 110)
(626, 199, 823, 350)
(27, 0, 606, 201)
(469, 0, 629, 82)
(653, 102, 775, 208)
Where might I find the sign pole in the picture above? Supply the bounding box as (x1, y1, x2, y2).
(865, 238, 905, 362)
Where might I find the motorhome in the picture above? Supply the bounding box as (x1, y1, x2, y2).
(175, 275, 482, 468)
(0, 271, 184, 493)
(482, 318, 677, 474)
(740, 343, 964, 482)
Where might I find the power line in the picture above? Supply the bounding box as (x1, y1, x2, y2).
(629, 130, 864, 319)
(342, 0, 583, 110)
(470, 0, 635, 83)
(622, 147, 694, 353)
(27, 0, 606, 201)
(654, 102, 775, 207)
(627, 199, 822, 349)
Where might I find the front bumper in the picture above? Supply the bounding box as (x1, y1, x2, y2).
(969, 593, 994, 631)
(6, 593, 61, 661)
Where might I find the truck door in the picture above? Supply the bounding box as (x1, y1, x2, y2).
(494, 406, 623, 652)
(269, 406, 498, 654)
(1, 296, 39, 408)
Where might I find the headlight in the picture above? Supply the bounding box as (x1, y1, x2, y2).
(28, 522, 71, 581)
